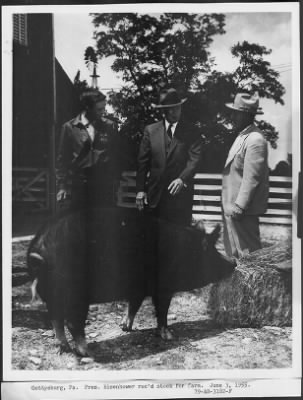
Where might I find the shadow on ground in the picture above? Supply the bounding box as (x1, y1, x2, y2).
(89, 319, 224, 364)
(12, 304, 224, 364)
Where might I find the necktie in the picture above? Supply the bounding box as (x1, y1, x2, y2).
(167, 123, 173, 140)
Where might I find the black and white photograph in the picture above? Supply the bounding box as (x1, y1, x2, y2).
(1, 2, 301, 398)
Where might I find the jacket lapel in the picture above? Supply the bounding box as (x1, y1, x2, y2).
(151, 121, 166, 166)
(224, 125, 254, 167)
(166, 122, 181, 160)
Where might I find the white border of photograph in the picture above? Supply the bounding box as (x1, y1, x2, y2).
(2, 2, 301, 389)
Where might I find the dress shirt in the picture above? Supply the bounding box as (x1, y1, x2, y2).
(164, 120, 178, 138)
(80, 113, 95, 142)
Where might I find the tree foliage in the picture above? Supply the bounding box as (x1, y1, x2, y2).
(92, 13, 224, 90)
(231, 41, 285, 104)
(87, 13, 286, 171)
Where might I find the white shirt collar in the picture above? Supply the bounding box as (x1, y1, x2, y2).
(164, 120, 178, 136)
(80, 113, 95, 141)
(80, 113, 91, 127)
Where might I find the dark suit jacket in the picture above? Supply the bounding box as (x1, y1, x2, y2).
(56, 114, 119, 191)
(136, 119, 202, 209)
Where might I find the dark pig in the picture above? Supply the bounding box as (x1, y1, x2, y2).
(121, 218, 236, 339)
(27, 208, 235, 355)
(27, 208, 144, 356)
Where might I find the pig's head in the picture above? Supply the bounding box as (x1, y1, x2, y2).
(192, 221, 236, 285)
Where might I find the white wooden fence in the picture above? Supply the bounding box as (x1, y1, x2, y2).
(12, 168, 292, 224)
(117, 171, 292, 225)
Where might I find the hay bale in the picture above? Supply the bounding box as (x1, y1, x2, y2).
(208, 240, 292, 327)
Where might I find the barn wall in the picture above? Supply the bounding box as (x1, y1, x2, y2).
(13, 13, 78, 169)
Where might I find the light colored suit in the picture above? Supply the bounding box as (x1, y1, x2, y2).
(222, 123, 269, 257)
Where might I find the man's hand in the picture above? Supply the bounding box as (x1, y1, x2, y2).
(230, 203, 244, 220)
(168, 178, 185, 196)
(136, 191, 148, 211)
(57, 189, 68, 202)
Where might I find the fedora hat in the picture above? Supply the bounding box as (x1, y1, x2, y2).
(225, 92, 264, 115)
(153, 88, 187, 108)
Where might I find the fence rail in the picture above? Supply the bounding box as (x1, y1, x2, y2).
(117, 171, 292, 225)
(12, 167, 49, 210)
(12, 168, 292, 224)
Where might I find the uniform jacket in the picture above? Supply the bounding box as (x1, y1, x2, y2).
(56, 114, 119, 191)
(136, 119, 202, 208)
(222, 123, 269, 215)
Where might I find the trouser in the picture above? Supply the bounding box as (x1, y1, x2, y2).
(70, 175, 117, 211)
(149, 189, 194, 226)
(223, 213, 261, 258)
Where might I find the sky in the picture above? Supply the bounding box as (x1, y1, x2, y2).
(54, 11, 293, 169)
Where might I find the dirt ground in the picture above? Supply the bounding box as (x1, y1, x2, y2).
(11, 223, 292, 370)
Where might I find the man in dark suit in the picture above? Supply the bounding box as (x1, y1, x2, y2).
(136, 88, 202, 225)
(122, 88, 202, 340)
(56, 89, 120, 210)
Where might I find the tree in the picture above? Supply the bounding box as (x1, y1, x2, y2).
(89, 13, 225, 168)
(91, 13, 224, 113)
(88, 14, 286, 171)
(231, 41, 285, 104)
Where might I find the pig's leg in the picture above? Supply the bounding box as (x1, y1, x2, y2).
(51, 319, 72, 354)
(153, 293, 174, 340)
(45, 275, 72, 353)
(66, 320, 89, 357)
(121, 294, 144, 331)
(66, 291, 90, 357)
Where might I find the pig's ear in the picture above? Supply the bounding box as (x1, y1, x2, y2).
(29, 252, 44, 261)
(209, 224, 221, 244)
